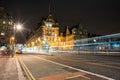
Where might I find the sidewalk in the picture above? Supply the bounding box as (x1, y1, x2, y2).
(0, 55, 25, 80)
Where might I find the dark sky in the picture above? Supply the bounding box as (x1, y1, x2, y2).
(1, 0, 120, 43)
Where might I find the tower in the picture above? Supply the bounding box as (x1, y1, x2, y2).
(66, 26, 70, 36)
(49, 0, 51, 14)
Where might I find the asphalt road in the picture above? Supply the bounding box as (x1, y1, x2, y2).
(17, 53, 120, 80)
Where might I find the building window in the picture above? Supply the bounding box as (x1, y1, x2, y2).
(80, 32, 82, 34)
(3, 21, 6, 24)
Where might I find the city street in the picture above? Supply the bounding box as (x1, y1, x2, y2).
(17, 53, 120, 80)
(1, 0, 120, 80)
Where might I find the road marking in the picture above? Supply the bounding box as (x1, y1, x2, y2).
(32, 55, 114, 80)
(66, 74, 91, 80)
(18, 56, 36, 80)
(15, 56, 26, 80)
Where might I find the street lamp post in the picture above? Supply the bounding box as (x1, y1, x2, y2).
(12, 23, 22, 57)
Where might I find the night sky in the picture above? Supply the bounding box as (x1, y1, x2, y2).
(1, 0, 120, 43)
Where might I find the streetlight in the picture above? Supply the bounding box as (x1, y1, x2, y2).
(16, 24, 22, 30)
(93, 39, 96, 42)
(12, 23, 22, 57)
(93, 39, 97, 54)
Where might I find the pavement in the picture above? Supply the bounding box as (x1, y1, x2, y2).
(0, 54, 26, 80)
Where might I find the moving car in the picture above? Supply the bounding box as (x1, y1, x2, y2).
(15, 49, 22, 54)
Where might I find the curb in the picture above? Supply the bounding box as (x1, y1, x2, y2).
(15, 56, 26, 80)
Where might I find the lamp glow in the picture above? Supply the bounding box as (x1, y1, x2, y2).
(16, 24, 22, 30)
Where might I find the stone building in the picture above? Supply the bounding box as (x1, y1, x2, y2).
(0, 7, 13, 46)
(25, 13, 74, 51)
(70, 24, 87, 40)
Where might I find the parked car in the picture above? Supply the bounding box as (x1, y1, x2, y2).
(15, 49, 22, 54)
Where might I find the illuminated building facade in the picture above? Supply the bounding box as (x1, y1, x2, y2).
(0, 7, 13, 46)
(25, 13, 75, 51)
(25, 0, 87, 52)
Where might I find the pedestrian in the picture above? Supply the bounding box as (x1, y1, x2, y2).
(6, 47, 14, 57)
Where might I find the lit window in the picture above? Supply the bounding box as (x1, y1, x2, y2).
(54, 38, 57, 41)
(59, 38, 61, 41)
(45, 22, 52, 27)
(1, 32, 5, 36)
(55, 34, 57, 36)
(3, 21, 6, 24)
(9, 21, 11, 25)
(80, 32, 82, 34)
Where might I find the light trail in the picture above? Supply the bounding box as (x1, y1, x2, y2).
(74, 33, 120, 43)
(24, 33, 120, 54)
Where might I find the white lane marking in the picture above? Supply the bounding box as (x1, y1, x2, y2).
(32, 55, 114, 80)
